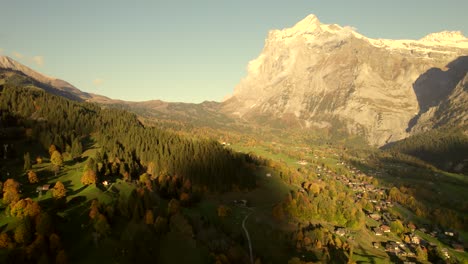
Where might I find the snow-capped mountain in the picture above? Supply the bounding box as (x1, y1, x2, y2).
(222, 14, 468, 145)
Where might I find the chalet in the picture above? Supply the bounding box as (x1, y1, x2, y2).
(452, 243, 464, 252)
(407, 223, 416, 232)
(380, 225, 391, 233)
(266, 173, 272, 177)
(372, 242, 380, 248)
(441, 248, 450, 259)
(444, 231, 455, 237)
(369, 213, 381, 221)
(385, 241, 400, 253)
(335, 228, 346, 237)
(233, 199, 248, 207)
(373, 227, 383, 236)
(102, 181, 109, 186)
(411, 235, 421, 245)
(36, 184, 50, 192)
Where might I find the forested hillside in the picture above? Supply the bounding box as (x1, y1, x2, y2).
(0, 83, 255, 191)
(386, 127, 468, 175)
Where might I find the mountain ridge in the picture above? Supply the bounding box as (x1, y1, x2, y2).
(222, 14, 468, 146)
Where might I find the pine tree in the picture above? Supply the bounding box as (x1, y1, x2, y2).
(23, 152, 32, 171)
(71, 138, 83, 159)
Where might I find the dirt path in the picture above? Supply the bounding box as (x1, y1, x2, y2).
(242, 209, 254, 264)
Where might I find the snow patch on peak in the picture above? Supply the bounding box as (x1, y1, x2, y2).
(269, 14, 358, 44)
(291, 14, 321, 32)
(420, 31, 467, 43)
(363, 30, 468, 53)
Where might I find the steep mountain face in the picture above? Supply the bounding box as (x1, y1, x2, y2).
(222, 15, 468, 145)
(411, 71, 468, 133)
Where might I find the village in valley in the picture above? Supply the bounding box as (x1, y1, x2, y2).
(225, 138, 467, 262)
(325, 158, 464, 263)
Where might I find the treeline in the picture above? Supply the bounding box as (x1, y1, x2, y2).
(0, 84, 255, 191)
(389, 186, 467, 231)
(387, 127, 468, 174)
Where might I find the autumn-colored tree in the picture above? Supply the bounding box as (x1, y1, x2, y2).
(390, 220, 405, 235)
(182, 178, 192, 192)
(0, 232, 12, 249)
(36, 156, 43, 164)
(180, 192, 191, 204)
(167, 199, 180, 216)
(51, 150, 63, 176)
(147, 161, 156, 178)
(139, 173, 152, 190)
(27, 170, 39, 184)
(217, 205, 230, 218)
(10, 198, 41, 219)
(145, 210, 154, 225)
(25, 199, 42, 218)
(14, 220, 32, 245)
(2, 178, 21, 205)
(52, 181, 67, 199)
(81, 169, 97, 185)
(49, 145, 57, 157)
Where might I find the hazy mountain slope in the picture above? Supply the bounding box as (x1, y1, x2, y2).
(0, 55, 94, 101)
(0, 56, 239, 129)
(222, 15, 468, 146)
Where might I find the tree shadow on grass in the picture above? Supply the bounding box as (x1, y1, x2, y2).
(354, 244, 378, 264)
(68, 185, 88, 196)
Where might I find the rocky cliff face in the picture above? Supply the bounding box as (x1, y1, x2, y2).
(222, 15, 468, 145)
(411, 68, 468, 133)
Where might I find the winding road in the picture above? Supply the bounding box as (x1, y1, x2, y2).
(242, 209, 254, 264)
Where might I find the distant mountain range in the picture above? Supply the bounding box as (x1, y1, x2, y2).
(1, 14, 467, 146)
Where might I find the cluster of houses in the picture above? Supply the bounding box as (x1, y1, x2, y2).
(331, 162, 466, 261)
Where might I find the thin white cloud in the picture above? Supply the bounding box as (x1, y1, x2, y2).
(32, 56, 44, 66)
(12, 51, 24, 59)
(93, 78, 104, 86)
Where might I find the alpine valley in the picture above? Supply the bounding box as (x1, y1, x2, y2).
(0, 14, 467, 264)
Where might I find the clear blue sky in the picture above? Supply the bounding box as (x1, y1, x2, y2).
(1, 0, 467, 103)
